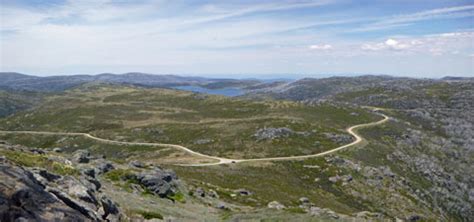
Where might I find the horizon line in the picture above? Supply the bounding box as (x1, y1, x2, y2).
(1, 71, 471, 80)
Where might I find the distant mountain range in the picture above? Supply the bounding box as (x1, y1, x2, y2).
(0, 72, 472, 93)
(0, 72, 261, 92)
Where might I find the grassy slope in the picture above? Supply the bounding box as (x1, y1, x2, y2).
(0, 84, 442, 220)
(0, 90, 45, 117)
(0, 84, 379, 159)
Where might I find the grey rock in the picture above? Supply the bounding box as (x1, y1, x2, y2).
(208, 189, 219, 198)
(129, 160, 144, 168)
(299, 197, 310, 204)
(137, 168, 178, 198)
(29, 148, 45, 155)
(325, 209, 339, 219)
(216, 202, 228, 210)
(195, 187, 205, 197)
(342, 174, 353, 182)
(309, 207, 323, 216)
(96, 161, 114, 174)
(193, 139, 213, 145)
(51, 175, 98, 206)
(53, 147, 63, 153)
(81, 176, 101, 192)
(47, 187, 100, 221)
(408, 215, 421, 221)
(100, 195, 120, 220)
(309, 207, 339, 219)
(329, 174, 352, 183)
(328, 175, 340, 183)
(32, 169, 61, 182)
(73, 149, 90, 163)
(130, 183, 143, 194)
(235, 188, 252, 196)
(81, 168, 96, 178)
(267, 201, 285, 210)
(355, 211, 383, 219)
(254, 127, 294, 140)
(65, 180, 98, 204)
(0, 160, 88, 221)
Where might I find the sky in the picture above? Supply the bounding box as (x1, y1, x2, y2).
(0, 0, 473, 78)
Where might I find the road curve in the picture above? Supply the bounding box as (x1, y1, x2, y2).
(0, 109, 389, 167)
(0, 130, 226, 164)
(180, 110, 389, 166)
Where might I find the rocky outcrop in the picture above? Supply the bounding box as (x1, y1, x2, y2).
(0, 159, 88, 221)
(193, 139, 213, 145)
(254, 127, 311, 141)
(323, 132, 353, 145)
(136, 167, 179, 198)
(0, 157, 123, 221)
(254, 127, 294, 140)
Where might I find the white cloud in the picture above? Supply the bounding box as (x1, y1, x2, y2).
(309, 44, 332, 50)
(385, 39, 411, 50)
(360, 32, 474, 57)
(361, 38, 423, 51)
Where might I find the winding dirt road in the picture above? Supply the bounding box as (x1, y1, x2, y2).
(181, 110, 389, 166)
(0, 109, 389, 167)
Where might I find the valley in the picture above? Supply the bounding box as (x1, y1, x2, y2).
(0, 73, 472, 221)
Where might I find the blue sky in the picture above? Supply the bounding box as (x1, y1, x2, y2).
(0, 0, 473, 78)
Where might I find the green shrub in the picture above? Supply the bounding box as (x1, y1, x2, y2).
(0, 150, 78, 176)
(138, 210, 163, 220)
(104, 169, 136, 182)
(169, 192, 186, 203)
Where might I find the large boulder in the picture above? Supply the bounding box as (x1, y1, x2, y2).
(137, 167, 179, 198)
(0, 160, 89, 221)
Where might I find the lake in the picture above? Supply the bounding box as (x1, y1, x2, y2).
(171, 85, 245, 97)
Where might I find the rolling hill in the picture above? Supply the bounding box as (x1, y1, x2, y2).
(0, 74, 472, 221)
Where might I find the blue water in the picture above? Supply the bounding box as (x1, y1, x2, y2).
(172, 86, 245, 97)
